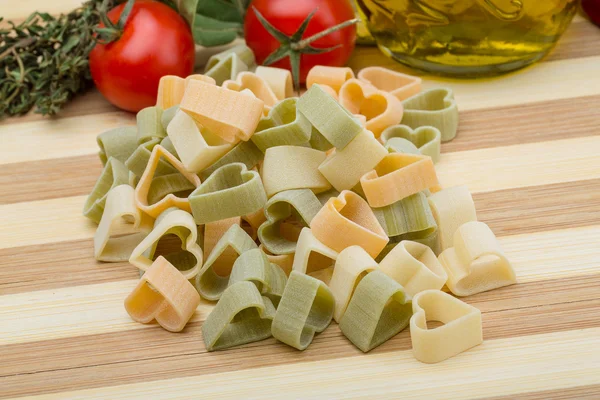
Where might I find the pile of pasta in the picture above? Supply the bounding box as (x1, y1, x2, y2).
(86, 44, 517, 364)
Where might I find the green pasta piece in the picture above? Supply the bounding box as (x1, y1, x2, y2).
(251, 98, 312, 152)
(195, 224, 257, 300)
(339, 270, 412, 352)
(308, 126, 334, 152)
(385, 137, 420, 155)
(401, 88, 459, 142)
(190, 163, 267, 225)
(380, 124, 441, 162)
(228, 248, 288, 306)
(125, 138, 177, 178)
(199, 140, 263, 181)
(258, 189, 323, 255)
(97, 126, 138, 166)
(372, 192, 437, 238)
(136, 106, 166, 144)
(147, 173, 197, 205)
(202, 281, 276, 351)
(161, 105, 180, 130)
(297, 85, 363, 150)
(271, 271, 335, 350)
(204, 44, 256, 85)
(160, 136, 179, 159)
(83, 157, 130, 224)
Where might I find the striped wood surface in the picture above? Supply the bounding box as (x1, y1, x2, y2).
(1, 3, 600, 399)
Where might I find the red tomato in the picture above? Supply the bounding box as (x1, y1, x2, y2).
(244, 0, 357, 84)
(89, 1, 195, 112)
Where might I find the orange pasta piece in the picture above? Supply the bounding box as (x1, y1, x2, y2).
(310, 190, 388, 258)
(360, 153, 439, 208)
(180, 79, 264, 143)
(124, 256, 201, 332)
(306, 66, 355, 92)
(134, 145, 201, 218)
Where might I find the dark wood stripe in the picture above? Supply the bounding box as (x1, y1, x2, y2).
(0, 239, 138, 296)
(545, 20, 600, 62)
(0, 155, 102, 205)
(1, 178, 598, 295)
(1, 280, 598, 398)
(444, 95, 600, 153)
(483, 384, 600, 400)
(474, 179, 600, 237)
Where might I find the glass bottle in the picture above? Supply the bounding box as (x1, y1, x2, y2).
(355, 0, 578, 77)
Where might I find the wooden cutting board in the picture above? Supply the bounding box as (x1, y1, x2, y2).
(1, 3, 600, 398)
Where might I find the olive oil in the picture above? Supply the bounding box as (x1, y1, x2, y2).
(355, 0, 578, 76)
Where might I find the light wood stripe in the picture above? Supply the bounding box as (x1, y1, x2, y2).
(3, 135, 598, 251)
(1, 225, 597, 345)
(485, 384, 600, 400)
(423, 56, 600, 111)
(437, 136, 600, 193)
(0, 0, 83, 20)
(0, 112, 134, 166)
(13, 328, 600, 400)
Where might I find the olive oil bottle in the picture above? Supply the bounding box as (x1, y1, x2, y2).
(355, 0, 578, 76)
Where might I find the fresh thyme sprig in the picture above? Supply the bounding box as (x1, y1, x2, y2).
(0, 0, 109, 118)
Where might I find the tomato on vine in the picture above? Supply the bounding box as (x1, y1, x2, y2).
(243, 0, 358, 88)
(89, 0, 195, 112)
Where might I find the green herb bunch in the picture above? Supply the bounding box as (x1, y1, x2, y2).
(0, 0, 110, 118)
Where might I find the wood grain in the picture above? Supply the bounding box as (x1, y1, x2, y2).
(1, 12, 600, 400)
(12, 328, 600, 400)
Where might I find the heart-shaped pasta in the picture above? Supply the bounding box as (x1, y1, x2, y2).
(357, 66, 422, 101)
(297, 84, 363, 150)
(410, 289, 482, 363)
(97, 126, 138, 166)
(254, 66, 293, 100)
(126, 138, 177, 178)
(291, 228, 338, 275)
(379, 240, 447, 296)
(338, 79, 404, 137)
(134, 145, 201, 218)
(271, 271, 335, 350)
(339, 270, 412, 352)
(125, 256, 201, 332)
(204, 44, 255, 85)
(228, 248, 288, 306)
(258, 189, 323, 255)
(195, 224, 257, 300)
(310, 190, 389, 258)
(129, 208, 203, 280)
(189, 162, 267, 225)
(94, 185, 152, 262)
(166, 110, 234, 173)
(202, 281, 276, 351)
(306, 65, 355, 92)
(360, 153, 439, 208)
(438, 221, 516, 296)
(261, 146, 331, 198)
(136, 106, 166, 144)
(401, 88, 459, 142)
(199, 140, 263, 181)
(83, 157, 130, 224)
(329, 246, 378, 322)
(223, 72, 279, 115)
(180, 80, 264, 143)
(380, 124, 442, 163)
(252, 98, 312, 152)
